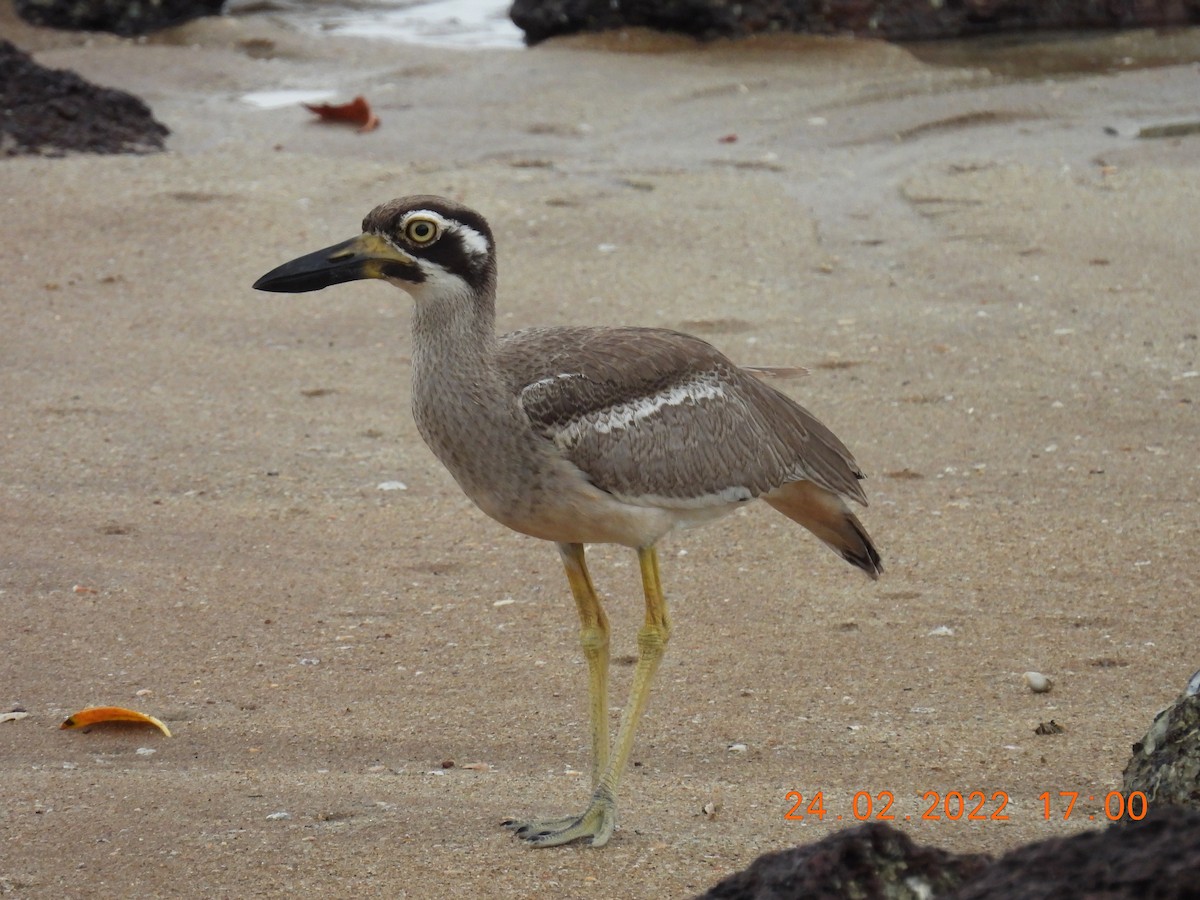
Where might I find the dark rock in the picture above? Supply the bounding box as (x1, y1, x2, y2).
(510, 0, 1200, 46)
(1, 39, 169, 156)
(695, 806, 1200, 899)
(14, 0, 224, 36)
(695, 822, 990, 899)
(1123, 675, 1200, 809)
(949, 805, 1200, 900)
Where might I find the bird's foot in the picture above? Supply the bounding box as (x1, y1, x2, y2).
(502, 794, 616, 848)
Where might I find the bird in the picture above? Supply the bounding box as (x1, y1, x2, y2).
(253, 195, 881, 848)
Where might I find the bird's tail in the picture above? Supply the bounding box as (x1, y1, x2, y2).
(763, 480, 882, 579)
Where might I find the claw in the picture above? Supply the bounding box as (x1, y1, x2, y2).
(502, 797, 617, 848)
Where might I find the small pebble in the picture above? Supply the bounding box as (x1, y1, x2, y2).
(1024, 671, 1053, 693)
(266, 811, 291, 821)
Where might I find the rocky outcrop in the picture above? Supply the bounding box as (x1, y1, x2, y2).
(1, 40, 169, 156)
(14, 0, 224, 35)
(1123, 674, 1200, 809)
(697, 806, 1200, 899)
(951, 805, 1200, 899)
(695, 821, 989, 899)
(510, 0, 1200, 46)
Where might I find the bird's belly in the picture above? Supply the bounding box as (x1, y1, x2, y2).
(474, 477, 741, 548)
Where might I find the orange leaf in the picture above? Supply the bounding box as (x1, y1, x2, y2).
(60, 706, 171, 737)
(303, 95, 380, 132)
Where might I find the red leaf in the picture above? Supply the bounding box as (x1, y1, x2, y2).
(303, 96, 380, 132)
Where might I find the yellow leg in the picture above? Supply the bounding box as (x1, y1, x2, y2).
(600, 545, 670, 798)
(506, 545, 670, 848)
(558, 542, 611, 784)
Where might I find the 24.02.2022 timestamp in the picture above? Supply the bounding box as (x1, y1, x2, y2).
(784, 790, 1151, 823)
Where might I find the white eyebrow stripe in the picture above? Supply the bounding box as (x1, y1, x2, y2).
(448, 221, 490, 258)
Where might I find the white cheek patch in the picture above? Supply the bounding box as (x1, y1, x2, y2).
(409, 259, 473, 296)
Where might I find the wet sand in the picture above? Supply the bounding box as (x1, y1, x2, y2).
(2, 7, 1198, 896)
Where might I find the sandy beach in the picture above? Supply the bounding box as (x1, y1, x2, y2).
(2, 5, 1198, 896)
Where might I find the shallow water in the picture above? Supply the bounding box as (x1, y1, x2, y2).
(264, 0, 523, 49)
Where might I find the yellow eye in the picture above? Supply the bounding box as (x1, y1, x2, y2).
(405, 217, 439, 244)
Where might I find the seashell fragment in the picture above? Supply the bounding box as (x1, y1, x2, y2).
(1023, 671, 1053, 694)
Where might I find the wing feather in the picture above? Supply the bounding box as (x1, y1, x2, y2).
(497, 326, 867, 507)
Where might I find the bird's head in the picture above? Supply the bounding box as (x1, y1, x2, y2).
(253, 195, 496, 301)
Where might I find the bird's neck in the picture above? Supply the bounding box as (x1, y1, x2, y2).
(409, 279, 497, 368)
(408, 278, 509, 435)
(407, 279, 543, 515)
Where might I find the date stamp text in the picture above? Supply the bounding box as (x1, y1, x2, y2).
(783, 790, 1150, 823)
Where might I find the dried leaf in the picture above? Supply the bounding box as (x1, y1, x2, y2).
(60, 706, 171, 737)
(303, 95, 380, 132)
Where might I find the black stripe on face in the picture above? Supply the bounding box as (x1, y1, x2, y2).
(379, 259, 425, 283)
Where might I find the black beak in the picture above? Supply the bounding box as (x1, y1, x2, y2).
(253, 233, 419, 293)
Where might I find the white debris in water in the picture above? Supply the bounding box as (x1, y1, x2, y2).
(240, 89, 336, 110)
